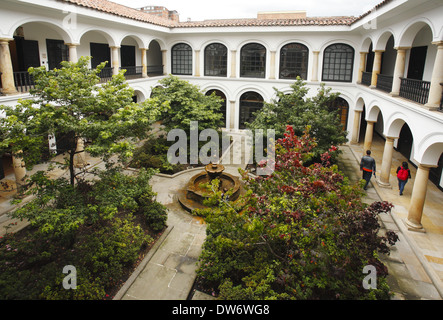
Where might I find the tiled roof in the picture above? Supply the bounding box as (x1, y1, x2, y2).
(59, 0, 178, 27)
(354, 0, 393, 22)
(177, 17, 357, 28)
(59, 0, 388, 28)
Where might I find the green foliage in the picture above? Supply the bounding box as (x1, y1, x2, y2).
(195, 126, 398, 300)
(151, 75, 224, 134)
(0, 56, 168, 185)
(129, 135, 186, 174)
(246, 78, 348, 159)
(0, 168, 166, 299)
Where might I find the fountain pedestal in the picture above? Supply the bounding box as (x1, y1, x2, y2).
(178, 163, 241, 212)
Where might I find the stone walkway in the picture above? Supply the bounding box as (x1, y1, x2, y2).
(338, 144, 442, 300)
(1, 133, 442, 300)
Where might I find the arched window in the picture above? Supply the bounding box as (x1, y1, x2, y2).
(322, 43, 354, 82)
(240, 43, 266, 78)
(206, 89, 227, 125)
(328, 97, 349, 131)
(171, 43, 192, 75)
(204, 43, 227, 77)
(239, 91, 264, 129)
(279, 43, 309, 79)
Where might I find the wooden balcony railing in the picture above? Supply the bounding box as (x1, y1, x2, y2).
(376, 74, 393, 93)
(120, 66, 143, 79)
(13, 71, 35, 93)
(361, 71, 372, 86)
(147, 65, 164, 75)
(399, 78, 430, 105)
(97, 67, 113, 83)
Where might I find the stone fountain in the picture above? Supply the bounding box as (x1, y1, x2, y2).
(178, 162, 241, 212)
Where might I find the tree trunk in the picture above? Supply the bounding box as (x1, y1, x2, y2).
(69, 148, 75, 186)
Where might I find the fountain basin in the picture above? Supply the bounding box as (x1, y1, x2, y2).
(178, 164, 242, 212)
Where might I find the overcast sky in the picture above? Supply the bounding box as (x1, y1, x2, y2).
(111, 0, 383, 22)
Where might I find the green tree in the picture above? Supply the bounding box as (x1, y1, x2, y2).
(246, 78, 348, 159)
(0, 56, 168, 186)
(150, 75, 224, 134)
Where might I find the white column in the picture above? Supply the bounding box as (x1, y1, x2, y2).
(66, 43, 79, 63)
(230, 50, 237, 78)
(140, 48, 148, 78)
(110, 46, 120, 75)
(363, 121, 375, 152)
(378, 136, 397, 188)
(406, 164, 436, 232)
(194, 50, 200, 77)
(162, 50, 167, 75)
(12, 151, 26, 193)
(357, 52, 367, 84)
(370, 50, 384, 88)
(74, 138, 88, 168)
(0, 38, 18, 95)
(424, 41, 443, 110)
(350, 110, 362, 144)
(269, 51, 276, 79)
(390, 47, 409, 96)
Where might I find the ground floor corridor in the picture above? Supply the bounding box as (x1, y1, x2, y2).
(345, 134, 443, 297)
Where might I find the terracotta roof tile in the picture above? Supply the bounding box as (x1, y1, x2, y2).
(176, 16, 357, 28)
(59, 0, 177, 27)
(59, 0, 389, 29)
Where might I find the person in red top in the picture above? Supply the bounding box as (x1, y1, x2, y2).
(396, 161, 411, 196)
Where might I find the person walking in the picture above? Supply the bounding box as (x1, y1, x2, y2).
(396, 161, 411, 195)
(360, 150, 376, 190)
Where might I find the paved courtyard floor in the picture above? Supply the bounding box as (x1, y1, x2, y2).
(0, 133, 442, 300)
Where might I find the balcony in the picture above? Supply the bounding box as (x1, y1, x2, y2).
(13, 71, 35, 93)
(376, 74, 393, 93)
(361, 71, 372, 86)
(120, 66, 143, 80)
(399, 78, 430, 105)
(97, 67, 113, 83)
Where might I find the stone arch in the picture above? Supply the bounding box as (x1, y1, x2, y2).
(147, 38, 166, 50)
(117, 34, 144, 49)
(9, 19, 74, 44)
(385, 113, 411, 138)
(205, 88, 228, 127)
(360, 36, 374, 53)
(398, 19, 435, 48)
(415, 134, 443, 166)
(78, 28, 117, 47)
(366, 104, 381, 122)
(355, 97, 366, 112)
(374, 30, 395, 51)
(132, 89, 147, 103)
(238, 91, 264, 129)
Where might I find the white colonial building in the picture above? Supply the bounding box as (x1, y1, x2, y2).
(0, 0, 442, 230)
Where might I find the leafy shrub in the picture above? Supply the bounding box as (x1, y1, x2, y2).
(78, 217, 153, 287)
(0, 168, 166, 299)
(195, 126, 398, 300)
(130, 135, 186, 174)
(138, 193, 167, 232)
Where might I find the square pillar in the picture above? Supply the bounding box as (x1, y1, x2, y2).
(311, 51, 320, 82)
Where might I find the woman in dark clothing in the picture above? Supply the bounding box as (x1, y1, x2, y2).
(396, 161, 411, 195)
